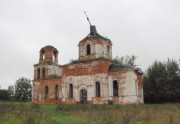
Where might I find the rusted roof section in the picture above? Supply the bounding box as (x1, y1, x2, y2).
(109, 64, 144, 74)
(109, 64, 134, 71)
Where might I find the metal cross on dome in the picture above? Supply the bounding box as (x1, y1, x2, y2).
(84, 11, 92, 26)
(84, 11, 98, 36)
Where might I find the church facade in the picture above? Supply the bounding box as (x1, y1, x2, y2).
(32, 25, 144, 104)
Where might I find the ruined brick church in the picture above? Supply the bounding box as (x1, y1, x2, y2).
(32, 24, 144, 104)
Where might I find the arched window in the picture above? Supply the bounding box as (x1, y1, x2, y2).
(107, 45, 110, 55)
(113, 80, 118, 97)
(69, 84, 73, 98)
(45, 86, 48, 99)
(95, 81, 100, 97)
(53, 51, 56, 62)
(54, 85, 59, 99)
(42, 50, 45, 60)
(37, 68, 40, 79)
(135, 80, 138, 95)
(87, 44, 91, 55)
(42, 68, 45, 78)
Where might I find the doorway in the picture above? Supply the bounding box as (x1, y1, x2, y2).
(80, 89, 87, 104)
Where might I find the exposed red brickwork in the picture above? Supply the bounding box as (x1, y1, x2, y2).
(135, 70, 143, 90)
(79, 37, 112, 61)
(32, 30, 144, 105)
(62, 60, 111, 76)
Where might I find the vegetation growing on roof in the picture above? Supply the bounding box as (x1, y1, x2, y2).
(112, 55, 137, 66)
(69, 57, 111, 65)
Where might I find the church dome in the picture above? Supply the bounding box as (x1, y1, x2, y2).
(109, 64, 134, 71)
(40, 45, 58, 52)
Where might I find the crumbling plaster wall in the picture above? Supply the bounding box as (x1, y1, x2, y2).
(48, 65, 62, 77)
(79, 40, 95, 58)
(95, 41, 112, 59)
(32, 65, 143, 104)
(34, 65, 61, 80)
(122, 71, 139, 103)
(108, 70, 127, 99)
(108, 69, 143, 104)
(32, 78, 62, 103)
(32, 81, 40, 103)
(62, 73, 109, 102)
(41, 79, 62, 100)
(79, 38, 112, 60)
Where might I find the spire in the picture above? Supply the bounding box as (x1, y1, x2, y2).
(84, 11, 97, 36)
(84, 11, 91, 26)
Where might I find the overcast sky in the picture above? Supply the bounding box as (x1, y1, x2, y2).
(0, 0, 180, 89)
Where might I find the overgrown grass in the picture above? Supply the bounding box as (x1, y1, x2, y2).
(0, 102, 179, 124)
(0, 102, 97, 124)
(57, 104, 180, 124)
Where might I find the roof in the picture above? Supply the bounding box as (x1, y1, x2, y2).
(135, 67, 143, 74)
(109, 64, 134, 71)
(109, 64, 143, 74)
(40, 45, 58, 52)
(79, 25, 111, 45)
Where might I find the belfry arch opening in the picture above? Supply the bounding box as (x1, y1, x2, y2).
(42, 68, 45, 78)
(53, 51, 57, 62)
(113, 80, 118, 97)
(87, 44, 91, 55)
(42, 50, 45, 60)
(37, 68, 40, 79)
(107, 45, 110, 55)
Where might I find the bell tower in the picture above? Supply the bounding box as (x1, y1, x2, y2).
(39, 45, 59, 65)
(34, 45, 61, 81)
(78, 12, 112, 61)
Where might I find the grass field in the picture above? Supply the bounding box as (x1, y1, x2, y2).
(0, 102, 179, 124)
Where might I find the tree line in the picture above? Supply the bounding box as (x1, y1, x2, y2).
(0, 77, 32, 101)
(143, 59, 180, 103)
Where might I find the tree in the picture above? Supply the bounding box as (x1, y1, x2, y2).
(15, 77, 32, 101)
(112, 55, 137, 66)
(0, 90, 10, 100)
(165, 59, 180, 102)
(143, 59, 180, 103)
(8, 85, 15, 96)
